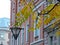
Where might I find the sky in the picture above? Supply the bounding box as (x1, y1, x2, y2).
(0, 0, 10, 18)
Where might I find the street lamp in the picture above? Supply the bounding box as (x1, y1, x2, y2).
(10, 26, 24, 45)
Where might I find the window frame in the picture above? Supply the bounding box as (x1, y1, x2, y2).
(26, 22, 29, 42)
(34, 12, 40, 39)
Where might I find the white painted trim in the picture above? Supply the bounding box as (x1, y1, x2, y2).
(30, 39, 44, 45)
(44, 19, 56, 28)
(33, 1, 45, 11)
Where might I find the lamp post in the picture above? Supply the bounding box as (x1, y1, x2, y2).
(10, 26, 24, 45)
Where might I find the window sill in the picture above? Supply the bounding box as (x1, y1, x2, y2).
(30, 39, 44, 45)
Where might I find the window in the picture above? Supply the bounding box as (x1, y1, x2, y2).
(21, 30, 24, 45)
(17, 0, 21, 12)
(54, 36, 57, 41)
(0, 33, 4, 40)
(50, 36, 53, 45)
(54, 43, 57, 45)
(12, 36, 14, 45)
(34, 28, 40, 38)
(49, 36, 54, 45)
(0, 34, 4, 38)
(34, 12, 40, 39)
(26, 23, 29, 42)
(17, 33, 20, 45)
(21, 26, 24, 45)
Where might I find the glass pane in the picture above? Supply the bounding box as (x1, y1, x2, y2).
(34, 28, 40, 37)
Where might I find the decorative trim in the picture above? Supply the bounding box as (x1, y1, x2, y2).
(33, 1, 45, 11)
(30, 39, 44, 45)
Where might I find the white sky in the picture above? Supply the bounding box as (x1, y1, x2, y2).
(0, 0, 10, 18)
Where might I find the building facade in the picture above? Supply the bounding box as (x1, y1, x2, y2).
(0, 28, 10, 45)
(43, 0, 60, 45)
(0, 18, 10, 45)
(10, 0, 44, 45)
(10, 0, 60, 45)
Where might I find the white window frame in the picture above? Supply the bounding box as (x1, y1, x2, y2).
(34, 12, 40, 39)
(17, 33, 20, 45)
(34, 28, 40, 39)
(26, 22, 29, 42)
(21, 26, 24, 45)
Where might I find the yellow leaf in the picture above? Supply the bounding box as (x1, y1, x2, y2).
(20, 0, 26, 5)
(28, 27, 35, 32)
(53, 5, 60, 18)
(48, 4, 60, 19)
(45, 4, 55, 11)
(16, 12, 21, 16)
(36, 23, 40, 29)
(40, 4, 55, 15)
(50, 23, 55, 28)
(36, 18, 41, 28)
(21, 2, 34, 18)
(56, 31, 60, 36)
(32, 12, 37, 20)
